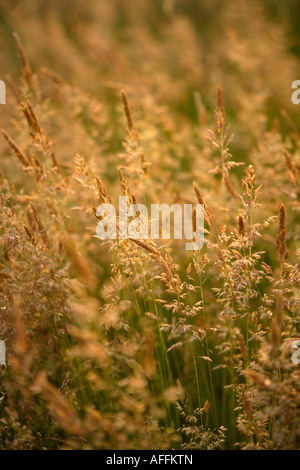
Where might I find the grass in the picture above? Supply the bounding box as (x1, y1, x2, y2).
(0, 0, 299, 450)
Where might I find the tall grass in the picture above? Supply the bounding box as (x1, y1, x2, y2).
(0, 0, 299, 450)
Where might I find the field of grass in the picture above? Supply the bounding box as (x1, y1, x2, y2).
(0, 0, 299, 450)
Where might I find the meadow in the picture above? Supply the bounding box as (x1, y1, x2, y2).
(0, 0, 299, 450)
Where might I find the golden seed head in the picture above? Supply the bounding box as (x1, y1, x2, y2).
(224, 176, 238, 200)
(215, 86, 225, 132)
(193, 181, 204, 205)
(95, 176, 107, 204)
(121, 90, 134, 131)
(217, 86, 225, 119)
(204, 400, 210, 414)
(238, 215, 246, 237)
(192, 206, 197, 234)
(1, 129, 30, 167)
(276, 203, 288, 264)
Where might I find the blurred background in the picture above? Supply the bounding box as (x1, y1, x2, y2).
(0, 0, 299, 120)
(0, 0, 299, 187)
